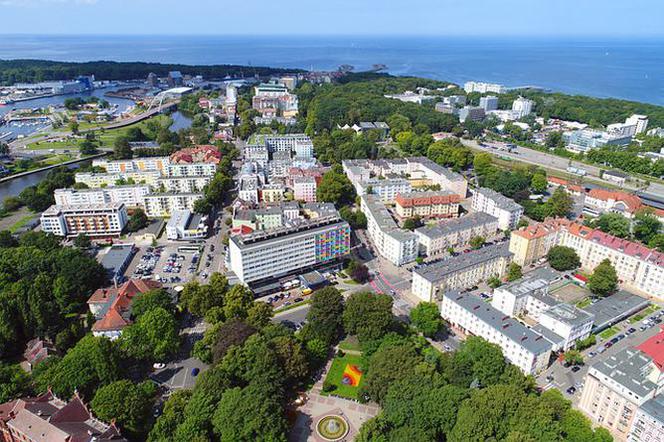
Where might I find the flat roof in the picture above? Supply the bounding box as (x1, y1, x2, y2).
(414, 243, 512, 284)
(542, 303, 595, 327)
(100, 245, 135, 276)
(591, 348, 657, 398)
(444, 291, 552, 355)
(640, 394, 664, 424)
(498, 266, 561, 299)
(415, 212, 497, 240)
(583, 291, 649, 331)
(231, 216, 348, 248)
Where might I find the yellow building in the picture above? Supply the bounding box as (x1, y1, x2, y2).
(509, 218, 570, 266)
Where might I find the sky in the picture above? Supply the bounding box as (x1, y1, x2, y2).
(0, 0, 663, 37)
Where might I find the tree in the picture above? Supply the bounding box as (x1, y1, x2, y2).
(469, 236, 485, 250)
(343, 292, 393, 342)
(361, 342, 424, 404)
(316, 165, 356, 207)
(131, 288, 174, 318)
(223, 284, 254, 320)
(126, 208, 148, 232)
(73, 233, 91, 249)
(563, 350, 584, 366)
(211, 319, 257, 364)
(488, 275, 502, 288)
(0, 363, 31, 403)
(588, 259, 618, 297)
(530, 173, 547, 194)
(91, 380, 156, 436)
(340, 206, 367, 229)
(473, 152, 494, 176)
(148, 390, 192, 442)
(2, 196, 23, 212)
(403, 216, 422, 231)
(113, 136, 133, 159)
(595, 213, 631, 238)
(546, 246, 581, 271)
(410, 302, 443, 337)
(69, 120, 79, 135)
(246, 302, 273, 329)
(304, 286, 344, 345)
(180, 274, 228, 316)
(346, 259, 370, 283)
(634, 210, 662, 244)
(545, 131, 564, 148)
(546, 187, 573, 218)
(452, 337, 508, 387)
(506, 263, 523, 282)
(212, 384, 287, 442)
(33, 335, 121, 399)
(79, 139, 98, 155)
(120, 307, 179, 361)
(0, 230, 18, 248)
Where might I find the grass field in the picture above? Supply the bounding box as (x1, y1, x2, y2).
(321, 354, 365, 400)
(599, 326, 620, 340)
(629, 305, 661, 324)
(338, 336, 361, 353)
(9, 215, 35, 233)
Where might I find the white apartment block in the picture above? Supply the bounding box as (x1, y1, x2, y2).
(156, 175, 211, 193)
(293, 176, 317, 202)
(441, 291, 553, 375)
(40, 203, 128, 238)
(143, 193, 202, 217)
(512, 96, 534, 118)
(414, 212, 499, 257)
(166, 210, 208, 240)
(165, 162, 217, 177)
(361, 194, 418, 266)
(357, 179, 411, 203)
(629, 395, 664, 442)
(626, 114, 649, 135)
(54, 185, 150, 208)
(463, 81, 508, 94)
(93, 157, 170, 173)
(228, 217, 350, 284)
(471, 187, 524, 230)
(411, 243, 512, 302)
(538, 303, 594, 351)
(75, 171, 160, 188)
(579, 348, 664, 440)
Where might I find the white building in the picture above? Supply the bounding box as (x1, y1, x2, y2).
(166, 210, 208, 240)
(357, 179, 412, 203)
(463, 81, 508, 94)
(411, 243, 513, 302)
(479, 95, 499, 112)
(156, 175, 211, 193)
(165, 162, 217, 177)
(92, 157, 170, 173)
(54, 185, 150, 208)
(228, 217, 350, 284)
(143, 193, 202, 217)
(512, 97, 534, 118)
(471, 187, 524, 230)
(361, 194, 418, 266)
(629, 395, 664, 442)
(40, 203, 128, 238)
(538, 303, 594, 351)
(293, 176, 317, 202)
(75, 171, 160, 188)
(441, 291, 553, 375)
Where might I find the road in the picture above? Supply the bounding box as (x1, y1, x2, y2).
(461, 138, 664, 196)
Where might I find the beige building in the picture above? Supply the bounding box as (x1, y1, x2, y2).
(394, 190, 460, 219)
(509, 218, 571, 266)
(261, 184, 285, 203)
(579, 348, 664, 440)
(415, 212, 499, 257)
(411, 243, 512, 302)
(75, 171, 160, 188)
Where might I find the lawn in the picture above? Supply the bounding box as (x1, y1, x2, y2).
(575, 297, 592, 309)
(629, 305, 660, 324)
(9, 215, 35, 233)
(599, 326, 620, 340)
(338, 336, 361, 353)
(321, 354, 365, 400)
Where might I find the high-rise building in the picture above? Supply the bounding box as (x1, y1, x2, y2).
(479, 95, 499, 111)
(40, 203, 128, 238)
(512, 96, 534, 118)
(471, 187, 524, 230)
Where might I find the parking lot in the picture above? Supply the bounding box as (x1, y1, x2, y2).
(537, 306, 663, 402)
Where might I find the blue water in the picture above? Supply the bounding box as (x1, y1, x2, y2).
(1, 35, 663, 105)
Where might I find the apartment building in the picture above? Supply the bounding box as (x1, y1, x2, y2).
(40, 203, 128, 238)
(358, 179, 412, 203)
(75, 170, 160, 188)
(579, 348, 663, 440)
(415, 212, 499, 257)
(441, 291, 553, 375)
(143, 193, 201, 217)
(583, 189, 644, 219)
(165, 162, 217, 177)
(261, 183, 285, 203)
(342, 157, 468, 200)
(463, 81, 508, 94)
(93, 156, 169, 173)
(411, 243, 512, 302)
(361, 194, 418, 266)
(156, 175, 211, 193)
(252, 81, 299, 118)
(512, 96, 535, 118)
(509, 218, 572, 266)
(471, 187, 524, 230)
(54, 185, 150, 208)
(458, 106, 486, 122)
(228, 216, 350, 284)
(0, 391, 126, 442)
(538, 303, 595, 351)
(629, 395, 664, 442)
(394, 190, 460, 219)
(293, 176, 317, 202)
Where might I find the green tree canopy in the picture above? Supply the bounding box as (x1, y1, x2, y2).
(409, 302, 444, 337)
(91, 380, 156, 436)
(588, 259, 618, 297)
(343, 292, 393, 342)
(547, 246, 581, 271)
(120, 307, 179, 362)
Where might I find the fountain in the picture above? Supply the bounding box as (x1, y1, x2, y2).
(316, 414, 349, 441)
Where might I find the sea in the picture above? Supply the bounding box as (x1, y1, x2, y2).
(1, 34, 664, 105)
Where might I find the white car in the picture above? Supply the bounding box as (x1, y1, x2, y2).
(152, 363, 166, 370)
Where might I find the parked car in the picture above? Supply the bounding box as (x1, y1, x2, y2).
(153, 363, 166, 370)
(191, 368, 200, 377)
(566, 387, 576, 395)
(571, 366, 581, 373)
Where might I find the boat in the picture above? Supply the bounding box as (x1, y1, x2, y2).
(0, 99, 15, 105)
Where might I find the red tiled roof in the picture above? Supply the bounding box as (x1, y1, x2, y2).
(90, 279, 161, 332)
(586, 189, 643, 213)
(512, 217, 571, 240)
(637, 326, 664, 370)
(170, 145, 221, 164)
(395, 193, 460, 208)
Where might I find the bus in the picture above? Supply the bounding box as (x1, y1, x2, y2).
(177, 245, 203, 253)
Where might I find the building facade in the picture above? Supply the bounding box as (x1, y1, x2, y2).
(40, 203, 128, 238)
(414, 212, 499, 257)
(54, 185, 150, 208)
(143, 193, 202, 217)
(471, 187, 524, 230)
(394, 190, 460, 219)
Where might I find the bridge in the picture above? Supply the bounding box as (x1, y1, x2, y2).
(85, 100, 179, 131)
